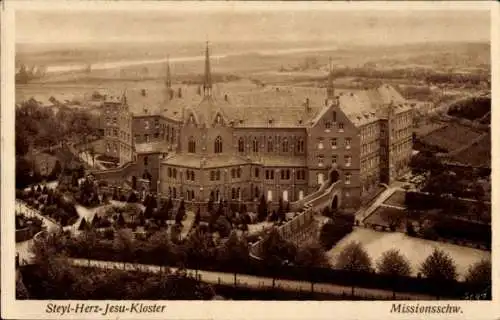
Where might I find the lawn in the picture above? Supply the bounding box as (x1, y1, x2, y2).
(327, 228, 490, 281)
(383, 190, 406, 207)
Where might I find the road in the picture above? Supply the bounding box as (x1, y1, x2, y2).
(69, 258, 437, 300)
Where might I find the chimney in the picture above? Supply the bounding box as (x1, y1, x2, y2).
(141, 89, 146, 96)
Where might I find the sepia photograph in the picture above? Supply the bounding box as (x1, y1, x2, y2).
(2, 0, 496, 319)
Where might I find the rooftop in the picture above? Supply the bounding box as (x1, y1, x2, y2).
(135, 141, 171, 154)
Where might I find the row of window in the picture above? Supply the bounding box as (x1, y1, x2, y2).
(361, 124, 379, 141)
(166, 168, 195, 181)
(317, 137, 351, 150)
(317, 172, 351, 185)
(136, 131, 176, 144)
(105, 128, 131, 141)
(361, 141, 378, 156)
(361, 156, 380, 173)
(393, 112, 412, 128)
(392, 139, 412, 155)
(237, 137, 305, 154)
(318, 155, 351, 167)
(394, 128, 412, 141)
(165, 186, 307, 203)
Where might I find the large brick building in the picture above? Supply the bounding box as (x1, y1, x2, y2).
(100, 43, 413, 209)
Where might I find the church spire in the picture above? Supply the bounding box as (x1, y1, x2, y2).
(165, 55, 172, 89)
(327, 57, 335, 99)
(203, 41, 212, 97)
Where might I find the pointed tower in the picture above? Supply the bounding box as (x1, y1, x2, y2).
(165, 55, 172, 89)
(203, 41, 212, 97)
(326, 57, 335, 100)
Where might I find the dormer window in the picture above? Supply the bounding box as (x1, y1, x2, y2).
(216, 115, 222, 124)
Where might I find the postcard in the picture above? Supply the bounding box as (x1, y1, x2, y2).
(2, 1, 498, 319)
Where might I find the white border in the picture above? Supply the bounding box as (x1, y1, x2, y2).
(2, 1, 499, 320)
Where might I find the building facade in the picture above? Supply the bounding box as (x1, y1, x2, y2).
(99, 43, 413, 210)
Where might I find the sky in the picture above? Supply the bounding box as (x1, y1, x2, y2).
(16, 6, 490, 46)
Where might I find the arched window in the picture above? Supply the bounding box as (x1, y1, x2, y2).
(214, 136, 223, 153)
(173, 168, 177, 179)
(282, 138, 289, 153)
(168, 167, 172, 178)
(173, 187, 177, 198)
(238, 138, 244, 153)
(231, 188, 236, 200)
(252, 138, 259, 153)
(297, 138, 304, 153)
(215, 189, 220, 202)
(191, 171, 195, 181)
(267, 137, 273, 152)
(188, 136, 196, 153)
(237, 188, 241, 200)
(254, 186, 259, 198)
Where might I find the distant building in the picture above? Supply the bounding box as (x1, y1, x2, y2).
(97, 43, 413, 210)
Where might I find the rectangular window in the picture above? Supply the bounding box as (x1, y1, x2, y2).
(324, 121, 331, 129)
(345, 173, 351, 185)
(345, 155, 352, 167)
(345, 138, 351, 149)
(332, 155, 337, 165)
(254, 168, 259, 178)
(318, 155, 324, 167)
(331, 138, 337, 149)
(338, 122, 344, 132)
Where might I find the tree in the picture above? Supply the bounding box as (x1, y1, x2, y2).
(194, 208, 201, 226)
(78, 218, 89, 231)
(420, 248, 457, 281)
(175, 199, 186, 224)
(207, 194, 214, 214)
(319, 217, 353, 250)
(217, 231, 249, 283)
(146, 231, 175, 271)
(116, 212, 126, 228)
(213, 216, 231, 238)
(260, 228, 297, 287)
(335, 241, 372, 272)
(184, 227, 215, 274)
(295, 241, 330, 268)
(464, 259, 491, 299)
(127, 191, 138, 203)
(376, 249, 412, 298)
(335, 241, 372, 296)
(277, 197, 285, 222)
(257, 194, 268, 221)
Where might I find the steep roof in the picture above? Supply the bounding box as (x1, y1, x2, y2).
(109, 81, 408, 129)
